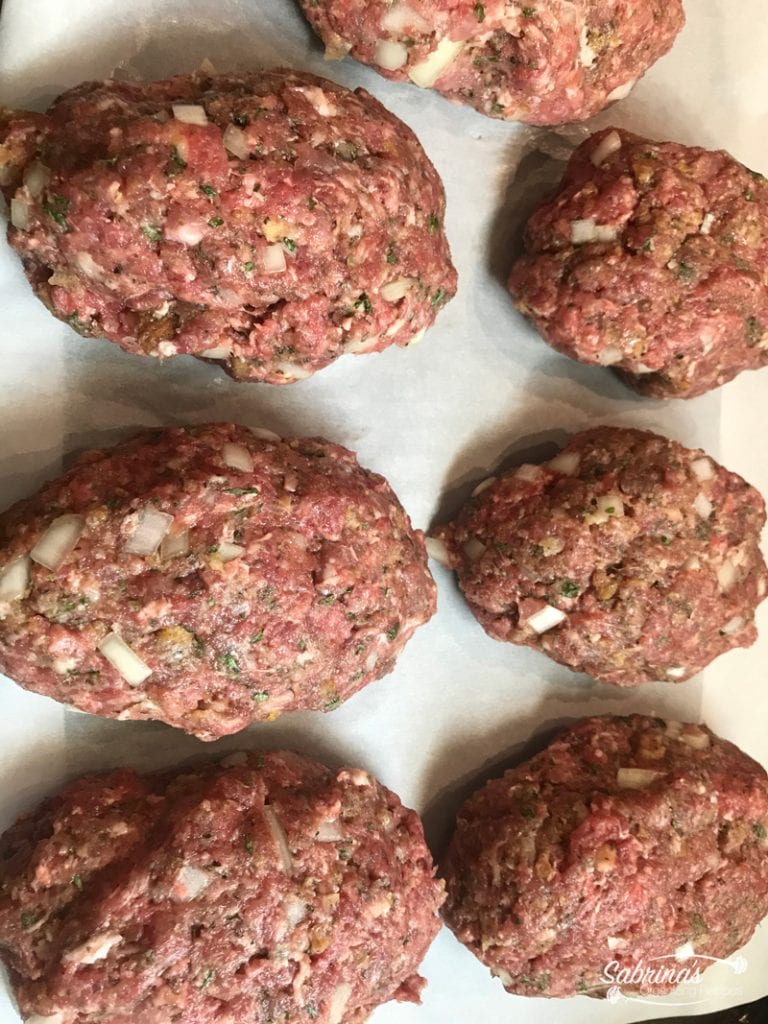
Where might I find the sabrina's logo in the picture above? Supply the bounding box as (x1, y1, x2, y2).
(597, 953, 748, 1007)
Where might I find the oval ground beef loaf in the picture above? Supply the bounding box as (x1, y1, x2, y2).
(299, 1, 684, 126)
(0, 750, 444, 1024)
(434, 426, 767, 686)
(442, 715, 768, 999)
(0, 69, 456, 384)
(0, 424, 436, 740)
(509, 128, 768, 398)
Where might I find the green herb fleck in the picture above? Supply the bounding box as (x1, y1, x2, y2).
(243, 260, 255, 273)
(560, 579, 580, 598)
(71, 873, 83, 890)
(319, 593, 335, 605)
(473, 2, 485, 20)
(259, 585, 276, 606)
(386, 242, 398, 264)
(306, 1005, 319, 1020)
(218, 652, 241, 676)
(577, 979, 590, 993)
(283, 237, 298, 253)
(200, 967, 216, 990)
(431, 286, 447, 307)
(308, 196, 318, 210)
(250, 631, 264, 644)
(244, 835, 254, 855)
(165, 145, 187, 176)
(324, 696, 342, 711)
(642, 237, 654, 253)
(522, 6, 536, 16)
(208, 216, 224, 228)
(199, 184, 218, 199)
(355, 293, 373, 315)
(386, 623, 400, 641)
(428, 213, 439, 233)
(251, 690, 269, 702)
(753, 823, 767, 840)
(43, 194, 70, 229)
(20, 911, 41, 930)
(746, 316, 763, 346)
(141, 224, 163, 243)
(744, 189, 756, 202)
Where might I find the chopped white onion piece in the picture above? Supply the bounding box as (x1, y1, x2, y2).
(606, 79, 636, 103)
(380, 276, 417, 302)
(721, 615, 745, 636)
(198, 345, 232, 360)
(218, 542, 245, 563)
(328, 983, 353, 1024)
(276, 360, 314, 380)
(471, 477, 496, 498)
(283, 896, 309, 927)
(492, 967, 514, 988)
(691, 457, 714, 481)
(250, 426, 281, 443)
(173, 865, 211, 901)
(607, 936, 627, 951)
(223, 442, 254, 473)
(463, 537, 487, 562)
(717, 559, 738, 591)
(64, 931, 122, 965)
(571, 218, 618, 245)
(515, 464, 544, 482)
(591, 131, 623, 167)
(674, 941, 696, 962)
(597, 494, 624, 517)
(680, 729, 711, 750)
(264, 806, 293, 874)
(98, 632, 153, 686)
(222, 124, 249, 159)
(26, 1014, 65, 1024)
(315, 818, 344, 842)
(694, 493, 714, 519)
(579, 26, 597, 67)
(425, 536, 451, 566)
(375, 39, 409, 71)
(666, 667, 687, 679)
(408, 38, 465, 88)
(597, 345, 624, 366)
(161, 529, 190, 560)
(382, 3, 430, 33)
(0, 556, 31, 602)
(665, 720, 683, 738)
(30, 514, 86, 571)
(548, 451, 580, 475)
(10, 198, 31, 231)
(124, 508, 174, 556)
(700, 212, 716, 235)
(172, 104, 208, 126)
(527, 605, 567, 634)
(617, 767, 663, 789)
(262, 244, 287, 274)
(23, 161, 50, 198)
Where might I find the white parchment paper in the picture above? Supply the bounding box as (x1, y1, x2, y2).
(0, 2, 766, 1021)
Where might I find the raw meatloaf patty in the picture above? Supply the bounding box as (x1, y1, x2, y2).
(299, 1, 684, 125)
(0, 424, 436, 740)
(0, 69, 456, 383)
(0, 749, 444, 1024)
(509, 128, 768, 398)
(435, 426, 767, 686)
(442, 715, 768, 998)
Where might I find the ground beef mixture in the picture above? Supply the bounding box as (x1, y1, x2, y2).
(299, 1, 684, 126)
(435, 427, 767, 686)
(0, 424, 436, 740)
(0, 750, 444, 1023)
(509, 128, 768, 398)
(0, 69, 456, 383)
(442, 715, 768, 998)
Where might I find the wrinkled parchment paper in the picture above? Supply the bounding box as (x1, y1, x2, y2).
(0, 1, 767, 1020)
